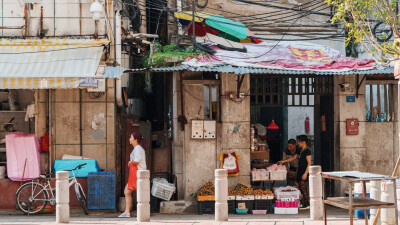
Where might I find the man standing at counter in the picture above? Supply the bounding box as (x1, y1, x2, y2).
(282, 139, 300, 186)
(278, 135, 312, 209)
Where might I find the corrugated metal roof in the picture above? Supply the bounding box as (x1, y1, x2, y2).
(0, 38, 109, 78)
(125, 65, 394, 75)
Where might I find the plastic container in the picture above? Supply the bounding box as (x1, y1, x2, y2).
(270, 170, 287, 181)
(198, 200, 215, 215)
(87, 172, 116, 210)
(252, 210, 267, 214)
(275, 186, 301, 200)
(276, 200, 299, 208)
(236, 200, 254, 214)
(236, 208, 248, 214)
(254, 199, 273, 213)
(274, 207, 298, 214)
(151, 177, 176, 201)
(228, 200, 236, 214)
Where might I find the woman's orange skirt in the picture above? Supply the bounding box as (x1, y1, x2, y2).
(128, 161, 139, 191)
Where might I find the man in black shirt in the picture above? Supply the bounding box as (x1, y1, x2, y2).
(278, 135, 312, 209)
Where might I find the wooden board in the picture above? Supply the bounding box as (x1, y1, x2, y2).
(324, 197, 394, 210)
(250, 150, 270, 160)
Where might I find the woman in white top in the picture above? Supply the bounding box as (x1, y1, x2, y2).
(119, 132, 147, 218)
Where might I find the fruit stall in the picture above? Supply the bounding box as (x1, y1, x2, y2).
(194, 179, 301, 215)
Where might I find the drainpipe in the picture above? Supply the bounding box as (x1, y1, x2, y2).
(177, 0, 182, 34)
(115, 10, 123, 107)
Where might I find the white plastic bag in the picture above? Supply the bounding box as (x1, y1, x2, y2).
(223, 154, 237, 170)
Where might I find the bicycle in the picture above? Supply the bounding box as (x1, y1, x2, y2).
(15, 163, 88, 215)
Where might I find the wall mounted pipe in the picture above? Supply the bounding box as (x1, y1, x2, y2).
(115, 10, 123, 108)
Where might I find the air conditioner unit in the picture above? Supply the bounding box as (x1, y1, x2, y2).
(87, 79, 106, 92)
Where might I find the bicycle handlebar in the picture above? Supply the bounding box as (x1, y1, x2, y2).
(65, 163, 87, 172)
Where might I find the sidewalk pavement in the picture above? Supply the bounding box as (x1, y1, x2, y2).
(0, 207, 365, 225)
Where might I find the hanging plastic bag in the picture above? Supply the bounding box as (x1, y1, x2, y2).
(40, 130, 52, 153)
(223, 154, 237, 170)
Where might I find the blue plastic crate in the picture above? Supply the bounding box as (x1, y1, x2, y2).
(87, 172, 116, 210)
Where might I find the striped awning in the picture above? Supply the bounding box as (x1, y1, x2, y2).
(0, 77, 82, 89)
(0, 38, 113, 89)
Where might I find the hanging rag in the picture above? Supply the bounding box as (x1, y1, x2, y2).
(25, 104, 35, 122)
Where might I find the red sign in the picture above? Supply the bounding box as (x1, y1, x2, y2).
(346, 119, 359, 135)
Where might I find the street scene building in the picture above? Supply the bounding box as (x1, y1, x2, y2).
(0, 0, 399, 224)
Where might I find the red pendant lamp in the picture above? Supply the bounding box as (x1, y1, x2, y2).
(267, 120, 279, 130)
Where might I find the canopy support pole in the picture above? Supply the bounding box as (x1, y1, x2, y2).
(356, 74, 366, 98)
(237, 74, 246, 98)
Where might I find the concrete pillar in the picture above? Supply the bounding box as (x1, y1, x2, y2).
(215, 169, 228, 222)
(137, 170, 150, 222)
(309, 166, 323, 220)
(381, 181, 395, 225)
(56, 171, 69, 223)
(370, 181, 382, 225)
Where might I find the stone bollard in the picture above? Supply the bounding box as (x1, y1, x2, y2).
(215, 169, 228, 222)
(309, 166, 323, 220)
(381, 181, 395, 225)
(56, 171, 69, 223)
(137, 170, 150, 222)
(370, 181, 382, 225)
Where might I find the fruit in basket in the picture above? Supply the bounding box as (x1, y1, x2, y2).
(197, 181, 215, 196)
(233, 184, 254, 196)
(228, 187, 235, 196)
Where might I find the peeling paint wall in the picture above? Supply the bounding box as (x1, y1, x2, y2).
(35, 79, 116, 173)
(1, 0, 107, 37)
(336, 76, 399, 194)
(172, 72, 250, 201)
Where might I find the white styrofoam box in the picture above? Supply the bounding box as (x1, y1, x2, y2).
(87, 79, 105, 92)
(203, 120, 216, 139)
(274, 207, 298, 214)
(191, 120, 203, 139)
(236, 195, 255, 200)
(270, 170, 287, 181)
(228, 196, 235, 200)
(255, 195, 274, 200)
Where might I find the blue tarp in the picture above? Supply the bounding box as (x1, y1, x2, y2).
(53, 159, 103, 178)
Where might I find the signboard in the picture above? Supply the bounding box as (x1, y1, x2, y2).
(346, 119, 359, 135)
(346, 96, 355, 103)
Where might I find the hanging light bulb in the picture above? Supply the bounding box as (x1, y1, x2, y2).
(267, 120, 279, 130)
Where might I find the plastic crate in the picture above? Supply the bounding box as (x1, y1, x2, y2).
(87, 172, 116, 210)
(228, 200, 235, 214)
(270, 170, 287, 181)
(151, 178, 176, 201)
(198, 200, 215, 215)
(236, 200, 254, 214)
(150, 195, 161, 213)
(151, 172, 170, 182)
(254, 199, 273, 213)
(276, 200, 299, 208)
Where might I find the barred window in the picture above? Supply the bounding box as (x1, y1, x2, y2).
(365, 84, 394, 122)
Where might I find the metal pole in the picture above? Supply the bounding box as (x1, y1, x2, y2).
(48, 89, 52, 173)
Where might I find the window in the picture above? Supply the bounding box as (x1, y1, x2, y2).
(366, 84, 394, 122)
(204, 85, 219, 120)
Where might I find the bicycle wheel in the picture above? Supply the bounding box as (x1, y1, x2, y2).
(75, 184, 88, 215)
(16, 182, 48, 215)
(373, 21, 393, 43)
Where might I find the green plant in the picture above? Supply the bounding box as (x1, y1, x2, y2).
(139, 43, 207, 68)
(326, 0, 400, 64)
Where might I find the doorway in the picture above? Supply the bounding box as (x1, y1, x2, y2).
(250, 75, 334, 172)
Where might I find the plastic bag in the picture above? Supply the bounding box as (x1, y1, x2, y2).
(39, 130, 52, 153)
(223, 154, 237, 170)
